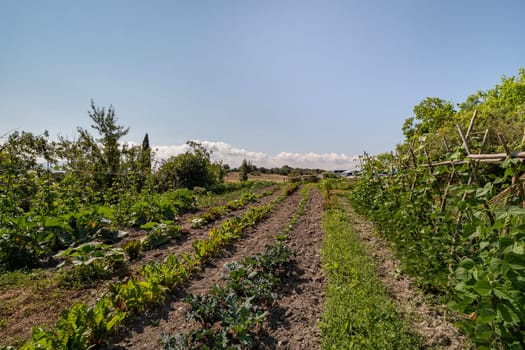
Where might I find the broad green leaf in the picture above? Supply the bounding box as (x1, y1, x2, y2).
(511, 242, 524, 255)
(476, 307, 497, 324)
(474, 323, 493, 341)
(493, 288, 513, 301)
(508, 206, 525, 216)
(459, 258, 475, 269)
(506, 254, 525, 270)
(497, 302, 520, 324)
(488, 258, 509, 275)
(473, 279, 492, 297)
(479, 241, 490, 250)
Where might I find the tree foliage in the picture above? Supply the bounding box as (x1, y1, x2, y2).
(156, 141, 222, 191)
(239, 159, 250, 182)
(400, 68, 525, 157)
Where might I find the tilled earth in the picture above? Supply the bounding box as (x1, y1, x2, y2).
(110, 187, 326, 349)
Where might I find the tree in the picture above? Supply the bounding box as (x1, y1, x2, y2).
(72, 100, 129, 189)
(402, 97, 456, 141)
(141, 133, 151, 173)
(89, 100, 129, 186)
(156, 141, 221, 191)
(239, 159, 249, 181)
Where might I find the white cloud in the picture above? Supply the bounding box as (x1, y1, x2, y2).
(152, 140, 359, 170)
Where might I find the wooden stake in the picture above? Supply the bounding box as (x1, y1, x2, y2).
(457, 124, 471, 155)
(465, 110, 478, 139)
(442, 136, 450, 153)
(498, 133, 511, 156)
(409, 147, 417, 167)
(424, 147, 433, 172)
(480, 129, 490, 154)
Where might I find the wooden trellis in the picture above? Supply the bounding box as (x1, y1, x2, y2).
(408, 110, 525, 207)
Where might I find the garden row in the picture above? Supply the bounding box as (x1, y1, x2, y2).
(320, 191, 424, 349)
(350, 156, 525, 349)
(159, 186, 312, 349)
(3, 183, 299, 350)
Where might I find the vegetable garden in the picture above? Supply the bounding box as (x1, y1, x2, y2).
(3, 70, 525, 349)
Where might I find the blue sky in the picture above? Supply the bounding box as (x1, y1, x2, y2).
(1, 1, 524, 169)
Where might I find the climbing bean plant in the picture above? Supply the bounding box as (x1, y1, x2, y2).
(350, 153, 525, 349)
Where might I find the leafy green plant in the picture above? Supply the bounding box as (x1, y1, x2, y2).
(56, 242, 126, 288)
(109, 277, 167, 313)
(160, 241, 291, 350)
(140, 221, 186, 250)
(141, 255, 190, 291)
(123, 239, 142, 261)
(349, 149, 525, 348)
(86, 296, 127, 346)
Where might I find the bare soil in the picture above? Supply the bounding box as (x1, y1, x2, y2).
(257, 187, 325, 349)
(110, 188, 326, 349)
(344, 203, 469, 350)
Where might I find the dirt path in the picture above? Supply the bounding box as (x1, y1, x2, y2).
(111, 189, 305, 349)
(345, 204, 468, 349)
(258, 187, 326, 349)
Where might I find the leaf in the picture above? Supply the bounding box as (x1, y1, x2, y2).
(473, 279, 492, 297)
(499, 237, 514, 252)
(506, 254, 525, 270)
(488, 258, 507, 275)
(475, 184, 492, 199)
(493, 288, 513, 302)
(474, 323, 493, 341)
(511, 242, 524, 255)
(508, 206, 525, 216)
(497, 302, 520, 325)
(476, 307, 497, 324)
(459, 258, 475, 269)
(479, 241, 490, 250)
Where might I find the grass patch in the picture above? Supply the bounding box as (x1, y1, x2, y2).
(321, 204, 425, 349)
(0, 269, 46, 290)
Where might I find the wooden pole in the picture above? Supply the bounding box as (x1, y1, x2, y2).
(498, 133, 511, 157)
(457, 124, 471, 155)
(480, 129, 490, 154)
(442, 136, 450, 153)
(465, 110, 478, 139)
(409, 147, 417, 167)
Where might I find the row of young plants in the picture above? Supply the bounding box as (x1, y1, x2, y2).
(350, 155, 525, 349)
(4, 183, 299, 349)
(189, 187, 276, 228)
(160, 240, 293, 349)
(160, 185, 312, 349)
(193, 181, 275, 208)
(320, 193, 424, 349)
